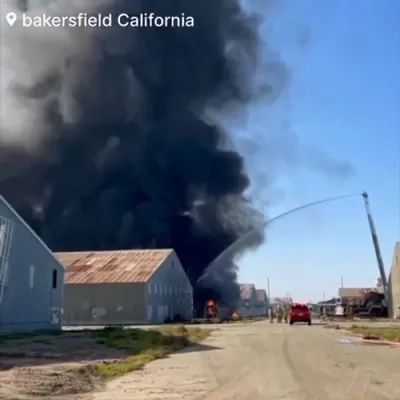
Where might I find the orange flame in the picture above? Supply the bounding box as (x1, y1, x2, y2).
(206, 300, 216, 306)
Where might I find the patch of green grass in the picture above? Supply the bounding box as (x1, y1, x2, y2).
(0, 325, 211, 379)
(94, 325, 211, 378)
(347, 325, 400, 342)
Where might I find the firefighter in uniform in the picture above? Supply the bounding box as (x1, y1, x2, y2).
(347, 297, 354, 319)
(283, 305, 289, 323)
(276, 305, 284, 323)
(269, 306, 275, 323)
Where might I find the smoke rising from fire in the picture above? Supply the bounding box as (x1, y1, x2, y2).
(1, 0, 289, 307)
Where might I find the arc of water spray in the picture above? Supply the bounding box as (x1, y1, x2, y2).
(197, 193, 362, 285)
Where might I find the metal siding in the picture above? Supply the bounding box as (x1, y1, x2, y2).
(239, 284, 258, 301)
(63, 283, 146, 325)
(388, 243, 400, 319)
(254, 289, 268, 317)
(148, 253, 193, 323)
(0, 200, 64, 333)
(237, 287, 268, 317)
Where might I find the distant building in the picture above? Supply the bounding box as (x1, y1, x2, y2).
(0, 195, 64, 333)
(57, 249, 193, 325)
(388, 242, 400, 319)
(237, 284, 256, 317)
(237, 284, 267, 317)
(255, 289, 269, 316)
(338, 287, 375, 306)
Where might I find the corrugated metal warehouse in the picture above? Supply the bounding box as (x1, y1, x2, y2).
(57, 249, 193, 325)
(255, 289, 269, 316)
(388, 242, 400, 319)
(237, 284, 263, 317)
(0, 195, 64, 333)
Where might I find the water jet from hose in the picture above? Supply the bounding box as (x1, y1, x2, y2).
(198, 193, 361, 285)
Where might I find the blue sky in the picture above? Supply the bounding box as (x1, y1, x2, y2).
(237, 0, 400, 301)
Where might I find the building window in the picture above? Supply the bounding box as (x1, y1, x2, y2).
(29, 265, 35, 289)
(52, 269, 57, 289)
(148, 283, 152, 295)
(154, 283, 158, 295)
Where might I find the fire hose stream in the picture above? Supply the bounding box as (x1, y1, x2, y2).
(198, 193, 361, 286)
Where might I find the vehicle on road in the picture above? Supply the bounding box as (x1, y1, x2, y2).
(289, 303, 312, 325)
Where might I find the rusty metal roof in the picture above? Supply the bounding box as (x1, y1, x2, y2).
(55, 249, 173, 284)
(239, 284, 256, 300)
(256, 289, 267, 301)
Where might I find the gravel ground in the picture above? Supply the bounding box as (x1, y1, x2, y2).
(2, 321, 399, 399)
(80, 320, 400, 400)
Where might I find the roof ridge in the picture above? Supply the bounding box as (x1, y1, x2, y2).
(0, 195, 64, 270)
(55, 249, 173, 255)
(58, 249, 174, 284)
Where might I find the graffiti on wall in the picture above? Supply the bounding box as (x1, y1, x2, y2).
(50, 307, 61, 324)
(79, 303, 125, 321)
(91, 307, 107, 319)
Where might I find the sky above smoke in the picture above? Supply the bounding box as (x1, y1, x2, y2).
(0, 0, 353, 309)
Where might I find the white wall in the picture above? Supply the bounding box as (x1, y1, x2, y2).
(389, 244, 400, 319)
(146, 252, 193, 323)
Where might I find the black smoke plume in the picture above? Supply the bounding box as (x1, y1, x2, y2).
(0, 0, 285, 312)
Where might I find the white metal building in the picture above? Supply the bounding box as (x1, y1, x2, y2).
(58, 249, 193, 325)
(0, 195, 64, 333)
(237, 284, 268, 317)
(388, 242, 400, 319)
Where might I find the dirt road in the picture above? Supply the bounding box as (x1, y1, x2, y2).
(80, 320, 399, 400)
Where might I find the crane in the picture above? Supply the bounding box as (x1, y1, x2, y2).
(361, 192, 388, 301)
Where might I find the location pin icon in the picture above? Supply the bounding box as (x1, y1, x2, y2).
(6, 12, 17, 27)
